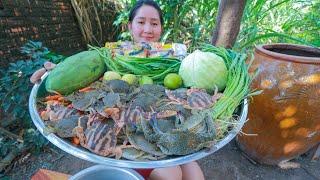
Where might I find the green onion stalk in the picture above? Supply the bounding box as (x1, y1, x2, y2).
(201, 44, 251, 139)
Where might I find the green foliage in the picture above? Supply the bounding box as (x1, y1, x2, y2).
(0, 41, 64, 125)
(113, 0, 319, 50)
(113, 0, 218, 50)
(0, 41, 65, 159)
(235, 0, 320, 50)
(20, 41, 65, 64)
(23, 128, 48, 153)
(0, 138, 17, 157)
(159, 0, 218, 49)
(1, 60, 43, 125)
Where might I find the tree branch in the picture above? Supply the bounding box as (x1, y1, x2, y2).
(0, 127, 24, 143)
(0, 144, 29, 172)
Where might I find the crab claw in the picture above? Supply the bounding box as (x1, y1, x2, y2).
(149, 113, 161, 133)
(175, 111, 185, 125)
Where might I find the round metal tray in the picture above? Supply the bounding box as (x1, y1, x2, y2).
(29, 73, 248, 169)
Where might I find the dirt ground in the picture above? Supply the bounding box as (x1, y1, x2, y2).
(5, 139, 319, 180)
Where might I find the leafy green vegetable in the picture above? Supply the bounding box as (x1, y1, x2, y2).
(178, 50, 228, 92)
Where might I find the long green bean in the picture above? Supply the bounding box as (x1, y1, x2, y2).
(91, 47, 181, 83)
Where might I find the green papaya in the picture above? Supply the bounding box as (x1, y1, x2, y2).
(45, 50, 106, 95)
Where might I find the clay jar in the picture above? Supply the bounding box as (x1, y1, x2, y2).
(237, 44, 320, 165)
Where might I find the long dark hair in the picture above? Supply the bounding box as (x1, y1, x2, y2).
(128, 0, 164, 25)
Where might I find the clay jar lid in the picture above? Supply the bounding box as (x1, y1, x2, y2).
(255, 43, 320, 64)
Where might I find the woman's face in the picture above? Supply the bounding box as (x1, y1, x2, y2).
(128, 5, 162, 43)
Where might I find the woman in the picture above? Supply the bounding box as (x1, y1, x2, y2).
(30, 1, 205, 179)
(128, 0, 163, 43)
(128, 1, 205, 180)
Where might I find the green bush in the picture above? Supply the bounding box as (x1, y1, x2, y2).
(113, 0, 319, 50)
(236, 0, 319, 50)
(0, 41, 65, 161)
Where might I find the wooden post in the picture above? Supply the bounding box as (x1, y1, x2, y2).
(211, 0, 246, 48)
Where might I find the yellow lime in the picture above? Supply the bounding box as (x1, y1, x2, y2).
(139, 76, 153, 85)
(164, 73, 182, 89)
(103, 71, 121, 81)
(121, 74, 138, 85)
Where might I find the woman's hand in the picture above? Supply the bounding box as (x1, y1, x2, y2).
(30, 61, 56, 84)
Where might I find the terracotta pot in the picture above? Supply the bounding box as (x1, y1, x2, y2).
(237, 43, 320, 165)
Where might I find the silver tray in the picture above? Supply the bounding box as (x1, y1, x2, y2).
(29, 73, 248, 169)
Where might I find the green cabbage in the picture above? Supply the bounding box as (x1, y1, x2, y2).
(178, 50, 228, 92)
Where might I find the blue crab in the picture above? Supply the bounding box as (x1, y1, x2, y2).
(66, 79, 131, 111)
(121, 147, 163, 161)
(140, 109, 216, 155)
(42, 80, 222, 160)
(45, 115, 87, 138)
(66, 81, 129, 119)
(73, 115, 133, 159)
(165, 87, 223, 110)
(41, 101, 77, 121)
(123, 86, 220, 157)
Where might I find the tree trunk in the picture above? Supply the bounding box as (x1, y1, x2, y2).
(211, 0, 246, 48)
